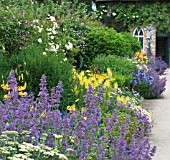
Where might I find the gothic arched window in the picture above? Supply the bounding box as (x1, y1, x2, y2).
(133, 27, 144, 50)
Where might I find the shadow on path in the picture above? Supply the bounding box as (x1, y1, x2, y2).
(144, 68, 170, 160)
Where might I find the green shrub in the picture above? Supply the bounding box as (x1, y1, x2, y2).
(0, 0, 106, 71)
(0, 1, 40, 55)
(0, 45, 74, 109)
(91, 55, 137, 88)
(121, 32, 141, 56)
(81, 27, 141, 69)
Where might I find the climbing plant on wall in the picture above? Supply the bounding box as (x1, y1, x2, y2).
(96, 2, 170, 34)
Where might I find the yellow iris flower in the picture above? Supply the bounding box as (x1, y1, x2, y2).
(67, 104, 76, 111)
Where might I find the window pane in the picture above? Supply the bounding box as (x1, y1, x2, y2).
(139, 37, 144, 48)
(139, 30, 143, 35)
(134, 29, 138, 35)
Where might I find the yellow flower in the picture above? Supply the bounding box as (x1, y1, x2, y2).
(18, 75, 21, 81)
(30, 106, 34, 112)
(69, 136, 75, 143)
(116, 95, 121, 101)
(84, 117, 87, 121)
(73, 85, 79, 95)
(81, 107, 86, 113)
(86, 70, 91, 73)
(135, 51, 140, 57)
(17, 82, 27, 91)
(84, 77, 89, 89)
(41, 110, 46, 117)
(107, 68, 112, 78)
(67, 104, 76, 111)
(4, 94, 10, 99)
(18, 91, 27, 96)
(117, 95, 127, 105)
(75, 99, 79, 102)
(21, 74, 24, 80)
(114, 82, 118, 89)
(80, 79, 84, 86)
(103, 79, 110, 88)
(91, 79, 98, 89)
(77, 71, 84, 81)
(2, 10, 8, 12)
(106, 89, 111, 96)
(1, 84, 10, 91)
(72, 68, 76, 73)
(96, 75, 105, 85)
(126, 96, 130, 101)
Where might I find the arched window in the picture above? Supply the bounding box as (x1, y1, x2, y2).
(133, 27, 144, 50)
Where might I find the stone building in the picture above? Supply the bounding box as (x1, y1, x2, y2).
(96, 0, 170, 66)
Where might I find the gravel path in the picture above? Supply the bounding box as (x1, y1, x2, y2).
(144, 68, 170, 160)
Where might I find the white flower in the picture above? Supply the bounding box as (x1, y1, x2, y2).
(56, 44, 59, 50)
(133, 15, 136, 18)
(43, 52, 47, 55)
(48, 43, 59, 52)
(37, 26, 43, 33)
(33, 19, 38, 23)
(63, 28, 67, 31)
(112, 12, 117, 16)
(124, 14, 126, 17)
(51, 36, 54, 39)
(49, 16, 55, 21)
(53, 22, 59, 28)
(92, 2, 97, 11)
(65, 42, 73, 50)
(38, 27, 43, 33)
(63, 58, 67, 61)
(57, 154, 68, 160)
(50, 45, 57, 52)
(37, 38, 42, 43)
(46, 28, 52, 32)
(53, 134, 63, 139)
(18, 21, 22, 26)
(52, 30, 57, 35)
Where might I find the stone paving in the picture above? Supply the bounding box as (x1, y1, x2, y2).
(144, 68, 170, 160)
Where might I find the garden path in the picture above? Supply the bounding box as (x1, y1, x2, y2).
(144, 68, 170, 160)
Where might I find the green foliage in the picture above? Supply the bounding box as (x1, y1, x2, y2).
(0, 45, 74, 108)
(0, 0, 102, 67)
(121, 32, 141, 56)
(97, 2, 170, 33)
(81, 27, 140, 69)
(0, 0, 105, 108)
(0, 3, 35, 55)
(91, 55, 137, 88)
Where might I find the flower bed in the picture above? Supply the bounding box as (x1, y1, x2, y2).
(0, 1, 167, 159)
(0, 71, 156, 159)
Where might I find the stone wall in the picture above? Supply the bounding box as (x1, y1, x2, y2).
(131, 24, 156, 56)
